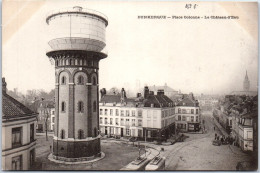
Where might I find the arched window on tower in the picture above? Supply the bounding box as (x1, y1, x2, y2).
(78, 101, 84, 113)
(60, 130, 65, 139)
(77, 75, 84, 85)
(61, 102, 66, 112)
(69, 59, 72, 65)
(94, 127, 97, 137)
(92, 76, 96, 85)
(56, 60, 59, 66)
(61, 76, 66, 85)
(79, 59, 83, 65)
(93, 101, 97, 112)
(78, 129, 84, 139)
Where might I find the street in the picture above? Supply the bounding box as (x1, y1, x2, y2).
(161, 110, 251, 170)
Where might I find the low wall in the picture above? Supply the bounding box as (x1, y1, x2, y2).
(53, 138, 101, 161)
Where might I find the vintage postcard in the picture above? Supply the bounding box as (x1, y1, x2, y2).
(2, 0, 258, 171)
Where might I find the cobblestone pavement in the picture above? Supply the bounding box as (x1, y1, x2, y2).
(161, 111, 252, 170)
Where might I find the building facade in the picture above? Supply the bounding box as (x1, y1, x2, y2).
(99, 87, 175, 141)
(34, 99, 55, 132)
(46, 6, 108, 161)
(2, 78, 37, 170)
(174, 94, 201, 132)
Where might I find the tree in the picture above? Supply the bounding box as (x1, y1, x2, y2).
(108, 87, 120, 95)
(43, 103, 51, 141)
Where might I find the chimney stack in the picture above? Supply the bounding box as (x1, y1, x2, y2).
(144, 86, 149, 99)
(2, 78, 7, 93)
(100, 88, 106, 98)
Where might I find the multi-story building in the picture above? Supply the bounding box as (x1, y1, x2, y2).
(142, 88, 175, 141)
(238, 112, 256, 151)
(174, 94, 201, 132)
(33, 99, 55, 132)
(50, 107, 55, 131)
(2, 78, 37, 170)
(99, 87, 175, 140)
(99, 88, 144, 137)
(197, 95, 219, 111)
(217, 94, 258, 152)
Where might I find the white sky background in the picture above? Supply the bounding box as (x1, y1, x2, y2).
(2, 1, 258, 95)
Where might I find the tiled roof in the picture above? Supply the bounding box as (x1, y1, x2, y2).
(176, 98, 198, 107)
(2, 92, 37, 119)
(144, 94, 173, 108)
(100, 94, 121, 103)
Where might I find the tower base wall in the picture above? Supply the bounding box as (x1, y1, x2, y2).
(52, 138, 101, 162)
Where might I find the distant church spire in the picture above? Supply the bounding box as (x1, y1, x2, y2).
(243, 70, 250, 91)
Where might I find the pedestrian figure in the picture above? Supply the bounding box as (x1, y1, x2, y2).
(215, 133, 217, 140)
(214, 126, 215, 131)
(221, 136, 224, 143)
(50, 145, 52, 152)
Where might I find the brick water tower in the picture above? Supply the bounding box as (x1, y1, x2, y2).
(46, 6, 108, 161)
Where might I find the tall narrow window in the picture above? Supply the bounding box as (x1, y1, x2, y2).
(93, 101, 97, 112)
(12, 155, 22, 170)
(30, 124, 34, 142)
(78, 101, 84, 113)
(12, 127, 22, 148)
(61, 76, 66, 85)
(60, 130, 65, 139)
(78, 129, 84, 139)
(61, 102, 66, 112)
(92, 76, 96, 85)
(94, 128, 97, 137)
(78, 75, 84, 85)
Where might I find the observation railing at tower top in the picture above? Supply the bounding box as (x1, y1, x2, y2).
(46, 7, 108, 25)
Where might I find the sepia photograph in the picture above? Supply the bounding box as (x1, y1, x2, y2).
(2, 0, 258, 171)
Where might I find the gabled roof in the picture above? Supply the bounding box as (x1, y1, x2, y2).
(100, 94, 121, 103)
(2, 92, 37, 120)
(176, 97, 198, 107)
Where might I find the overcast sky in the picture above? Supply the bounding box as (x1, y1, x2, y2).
(2, 1, 258, 95)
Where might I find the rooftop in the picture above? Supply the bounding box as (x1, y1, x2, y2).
(2, 92, 37, 120)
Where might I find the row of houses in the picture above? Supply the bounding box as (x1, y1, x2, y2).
(99, 87, 201, 141)
(213, 95, 257, 152)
